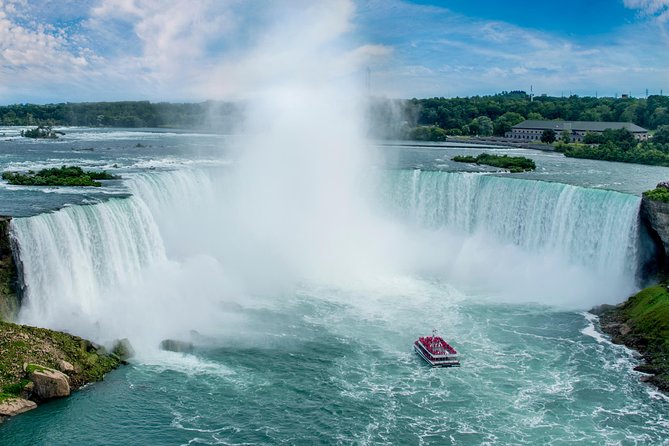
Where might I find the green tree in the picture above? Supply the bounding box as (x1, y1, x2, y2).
(653, 125, 669, 144)
(560, 129, 572, 143)
(493, 112, 525, 136)
(541, 129, 556, 143)
(476, 116, 494, 136)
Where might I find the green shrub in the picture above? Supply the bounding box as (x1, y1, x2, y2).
(2, 165, 119, 187)
(452, 155, 478, 163)
(452, 154, 536, 172)
(644, 187, 669, 202)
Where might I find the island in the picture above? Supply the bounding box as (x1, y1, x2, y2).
(20, 125, 65, 139)
(2, 166, 119, 187)
(452, 153, 536, 172)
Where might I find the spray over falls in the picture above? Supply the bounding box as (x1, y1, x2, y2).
(10, 167, 643, 348)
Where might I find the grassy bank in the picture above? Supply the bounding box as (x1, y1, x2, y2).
(598, 284, 669, 392)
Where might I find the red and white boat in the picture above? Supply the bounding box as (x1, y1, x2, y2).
(414, 330, 460, 367)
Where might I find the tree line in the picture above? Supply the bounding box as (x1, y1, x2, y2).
(2, 92, 668, 139)
(0, 101, 242, 131)
(367, 91, 669, 139)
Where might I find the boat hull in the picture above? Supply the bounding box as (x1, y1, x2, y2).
(414, 344, 461, 367)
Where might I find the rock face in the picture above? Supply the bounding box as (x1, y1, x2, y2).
(160, 339, 194, 353)
(640, 196, 669, 275)
(0, 216, 20, 321)
(112, 338, 135, 361)
(0, 398, 37, 417)
(1, 320, 122, 421)
(57, 360, 75, 374)
(28, 366, 71, 399)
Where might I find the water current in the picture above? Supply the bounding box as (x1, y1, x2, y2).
(0, 128, 668, 445)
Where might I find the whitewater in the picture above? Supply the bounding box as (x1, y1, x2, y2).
(1, 148, 668, 444)
(1, 1, 668, 442)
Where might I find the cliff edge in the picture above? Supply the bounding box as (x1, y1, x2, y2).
(0, 320, 122, 420)
(594, 284, 669, 393)
(0, 217, 20, 321)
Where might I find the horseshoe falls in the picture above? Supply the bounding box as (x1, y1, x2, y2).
(4, 157, 667, 445)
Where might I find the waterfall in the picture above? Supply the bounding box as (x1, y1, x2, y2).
(8, 168, 644, 344)
(376, 170, 641, 281)
(11, 195, 166, 332)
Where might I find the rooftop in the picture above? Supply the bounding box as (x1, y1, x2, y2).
(513, 120, 648, 133)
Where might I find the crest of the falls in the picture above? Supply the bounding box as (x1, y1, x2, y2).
(10, 168, 643, 346)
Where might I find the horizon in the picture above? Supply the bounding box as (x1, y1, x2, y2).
(0, 0, 667, 104)
(0, 90, 665, 108)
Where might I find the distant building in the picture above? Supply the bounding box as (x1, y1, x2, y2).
(506, 120, 649, 142)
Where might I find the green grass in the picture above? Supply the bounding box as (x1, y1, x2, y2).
(0, 320, 120, 394)
(24, 364, 46, 374)
(0, 379, 30, 404)
(621, 285, 669, 352)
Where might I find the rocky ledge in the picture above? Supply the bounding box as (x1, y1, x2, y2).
(0, 320, 128, 421)
(592, 284, 669, 393)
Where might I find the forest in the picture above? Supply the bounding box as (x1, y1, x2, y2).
(2, 92, 668, 138)
(367, 91, 669, 139)
(0, 101, 243, 131)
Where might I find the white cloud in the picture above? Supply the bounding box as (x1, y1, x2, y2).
(624, 0, 669, 21)
(0, 0, 667, 103)
(0, 3, 97, 80)
(361, 0, 669, 98)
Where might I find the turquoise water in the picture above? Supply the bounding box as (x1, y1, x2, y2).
(1, 129, 669, 445)
(3, 288, 668, 445)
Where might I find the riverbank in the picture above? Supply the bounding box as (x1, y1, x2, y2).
(593, 284, 669, 393)
(0, 320, 122, 420)
(447, 136, 556, 151)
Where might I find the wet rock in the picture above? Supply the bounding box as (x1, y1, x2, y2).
(0, 398, 37, 416)
(112, 338, 135, 361)
(159, 339, 194, 353)
(640, 196, 669, 274)
(589, 304, 618, 316)
(28, 365, 71, 399)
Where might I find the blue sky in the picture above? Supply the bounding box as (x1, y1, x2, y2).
(415, 0, 637, 36)
(0, 0, 667, 104)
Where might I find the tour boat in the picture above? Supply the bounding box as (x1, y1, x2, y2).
(414, 330, 460, 367)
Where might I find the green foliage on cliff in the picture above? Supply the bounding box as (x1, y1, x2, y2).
(0, 320, 121, 392)
(604, 284, 669, 391)
(643, 187, 669, 202)
(452, 153, 536, 172)
(2, 165, 118, 187)
(621, 285, 669, 352)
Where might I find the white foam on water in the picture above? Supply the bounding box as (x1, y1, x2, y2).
(580, 312, 608, 343)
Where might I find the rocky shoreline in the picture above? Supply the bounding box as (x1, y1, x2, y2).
(592, 284, 669, 394)
(0, 320, 127, 421)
